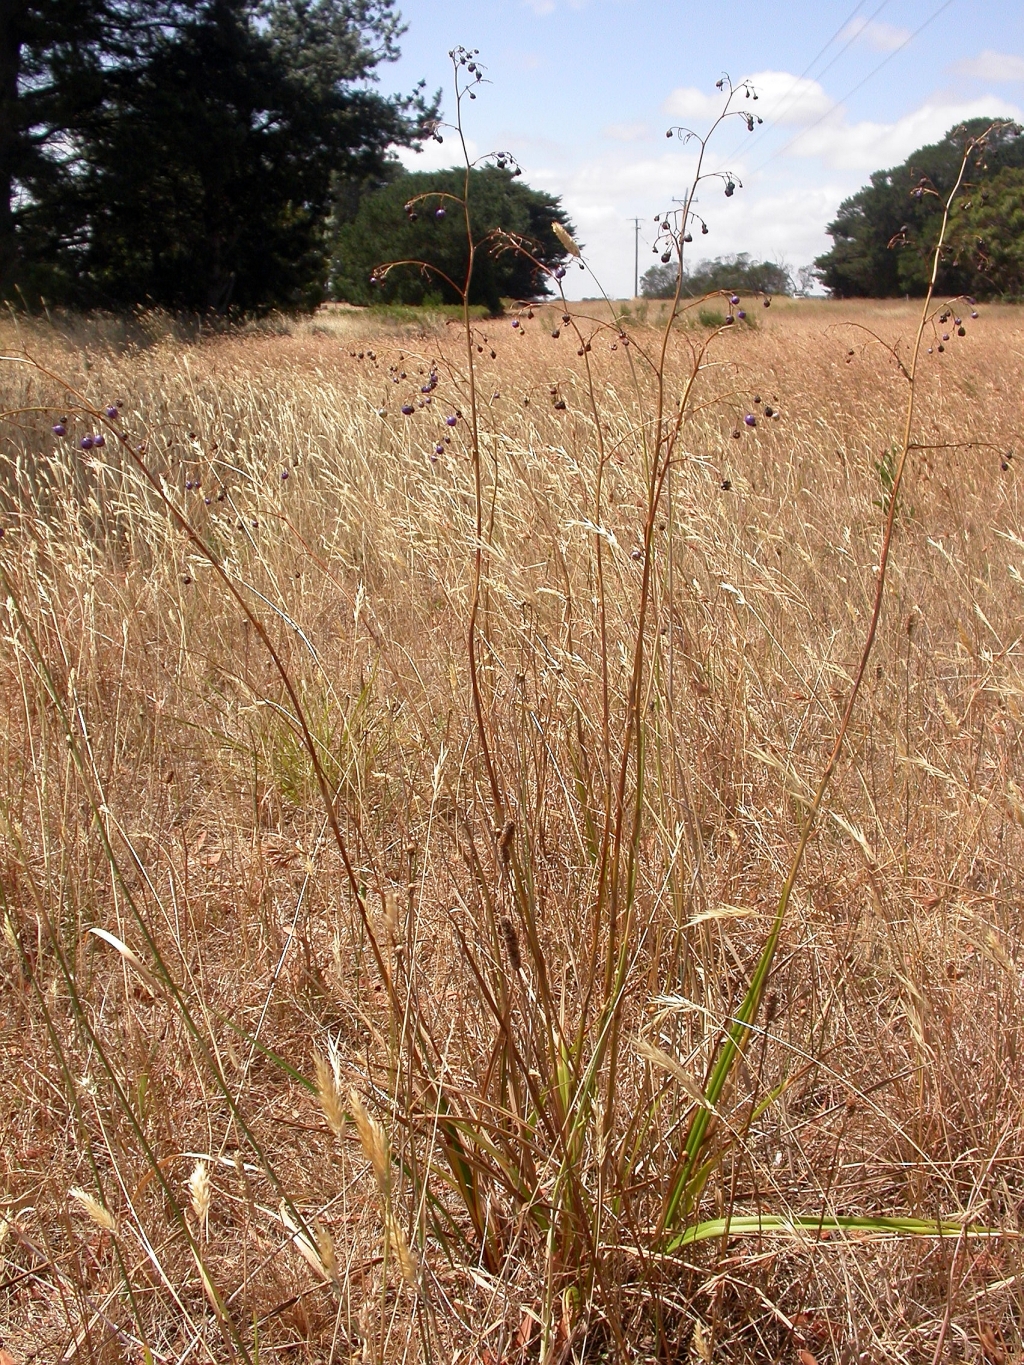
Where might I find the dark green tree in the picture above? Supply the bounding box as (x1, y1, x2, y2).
(816, 119, 1024, 298)
(0, 0, 187, 298)
(329, 165, 575, 312)
(641, 253, 792, 299)
(8, 0, 433, 310)
(949, 166, 1024, 298)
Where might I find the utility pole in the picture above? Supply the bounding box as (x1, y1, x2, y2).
(632, 217, 640, 298)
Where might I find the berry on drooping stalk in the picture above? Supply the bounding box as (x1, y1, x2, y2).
(281, 468, 289, 479)
(958, 326, 966, 336)
(744, 414, 756, 427)
(764, 406, 774, 417)
(80, 435, 94, 450)
(401, 404, 414, 415)
(737, 309, 746, 319)
(730, 294, 739, 305)
(554, 266, 566, 279)
(435, 442, 444, 454)
(763, 297, 771, 307)
(93, 433, 105, 448)
(106, 405, 118, 419)
(435, 207, 446, 219)
(511, 319, 520, 328)
(52, 422, 66, 437)
(445, 414, 458, 426)
(971, 310, 979, 318)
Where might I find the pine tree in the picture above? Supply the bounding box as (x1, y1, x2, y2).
(3, 0, 433, 309)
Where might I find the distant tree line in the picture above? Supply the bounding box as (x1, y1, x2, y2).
(330, 166, 575, 312)
(640, 253, 793, 300)
(1, 0, 435, 311)
(815, 119, 1024, 299)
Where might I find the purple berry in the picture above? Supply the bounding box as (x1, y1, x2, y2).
(435, 442, 444, 455)
(554, 266, 566, 279)
(744, 414, 756, 428)
(106, 405, 118, 419)
(942, 333, 949, 341)
(730, 294, 740, 305)
(93, 433, 105, 448)
(971, 310, 979, 318)
(401, 404, 414, 415)
(445, 414, 458, 427)
(80, 435, 94, 450)
(737, 309, 746, 319)
(52, 423, 66, 437)
(435, 207, 446, 219)
(281, 468, 289, 480)
(511, 319, 520, 328)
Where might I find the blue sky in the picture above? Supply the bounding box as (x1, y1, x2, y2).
(374, 0, 1024, 297)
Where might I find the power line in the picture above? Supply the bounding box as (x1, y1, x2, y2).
(747, 0, 957, 177)
(724, 0, 884, 164)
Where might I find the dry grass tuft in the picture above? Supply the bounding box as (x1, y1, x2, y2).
(1, 293, 1024, 1361)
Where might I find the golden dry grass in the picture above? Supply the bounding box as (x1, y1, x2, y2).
(2, 297, 1024, 1362)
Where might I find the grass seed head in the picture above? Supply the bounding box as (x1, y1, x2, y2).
(349, 1089, 389, 1192)
(69, 1188, 117, 1234)
(315, 1045, 347, 1138)
(188, 1160, 211, 1232)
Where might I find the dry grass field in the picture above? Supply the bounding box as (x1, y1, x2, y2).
(2, 294, 1024, 1364)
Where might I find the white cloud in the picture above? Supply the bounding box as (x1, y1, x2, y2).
(953, 50, 1024, 83)
(664, 72, 832, 130)
(662, 85, 722, 124)
(841, 17, 911, 52)
(603, 121, 652, 141)
(529, 146, 840, 298)
(398, 136, 480, 173)
(739, 71, 833, 126)
(786, 96, 1024, 170)
(521, 0, 588, 11)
